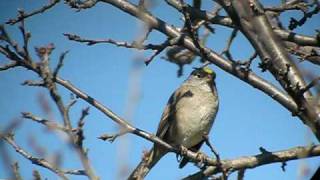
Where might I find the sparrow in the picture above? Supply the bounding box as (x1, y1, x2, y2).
(128, 67, 219, 179)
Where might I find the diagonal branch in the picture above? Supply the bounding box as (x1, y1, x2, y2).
(2, 136, 68, 180)
(21, 112, 67, 132)
(6, 0, 61, 25)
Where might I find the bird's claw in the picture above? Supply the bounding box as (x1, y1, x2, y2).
(195, 151, 207, 167)
(179, 145, 188, 155)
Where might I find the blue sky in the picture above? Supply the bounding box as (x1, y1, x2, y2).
(0, 0, 319, 179)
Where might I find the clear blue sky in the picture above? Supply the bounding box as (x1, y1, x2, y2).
(0, 0, 319, 180)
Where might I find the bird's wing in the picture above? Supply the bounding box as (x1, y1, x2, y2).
(156, 85, 193, 139)
(156, 92, 176, 138)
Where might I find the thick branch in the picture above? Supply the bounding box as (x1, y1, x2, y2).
(184, 144, 320, 179)
(274, 29, 320, 47)
(218, 0, 320, 140)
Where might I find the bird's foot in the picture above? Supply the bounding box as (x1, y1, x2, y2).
(195, 151, 207, 168)
(179, 145, 189, 156)
(176, 145, 188, 162)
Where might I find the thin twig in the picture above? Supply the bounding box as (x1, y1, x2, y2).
(2, 136, 68, 180)
(21, 80, 45, 87)
(53, 50, 69, 79)
(237, 169, 245, 180)
(21, 112, 67, 132)
(221, 29, 238, 61)
(65, 0, 98, 10)
(288, 1, 320, 30)
(33, 170, 42, 180)
(64, 33, 164, 50)
(6, 0, 61, 25)
(12, 162, 22, 180)
(300, 77, 320, 95)
(203, 135, 227, 180)
(0, 62, 19, 71)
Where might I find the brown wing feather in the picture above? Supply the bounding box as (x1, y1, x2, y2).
(156, 92, 176, 138)
(156, 86, 195, 139)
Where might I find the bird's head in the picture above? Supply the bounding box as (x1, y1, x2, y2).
(189, 67, 216, 84)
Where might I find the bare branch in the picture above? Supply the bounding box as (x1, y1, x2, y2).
(64, 32, 172, 65)
(64, 169, 87, 175)
(53, 50, 69, 79)
(265, 1, 309, 12)
(73, 107, 89, 147)
(12, 162, 22, 180)
(288, 2, 320, 30)
(285, 41, 320, 65)
(2, 136, 68, 180)
(237, 169, 245, 180)
(165, 0, 234, 28)
(21, 80, 45, 87)
(18, 17, 32, 61)
(236, 51, 258, 72)
(0, 62, 19, 71)
(21, 112, 67, 132)
(98, 129, 131, 143)
(300, 77, 320, 95)
(275, 29, 319, 47)
(34, 44, 73, 130)
(6, 0, 60, 25)
(221, 29, 238, 61)
(183, 144, 320, 179)
(65, 0, 98, 10)
(0, 26, 25, 58)
(64, 33, 164, 50)
(145, 39, 170, 65)
(203, 135, 227, 180)
(33, 170, 42, 180)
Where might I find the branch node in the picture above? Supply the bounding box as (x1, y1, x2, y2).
(258, 58, 271, 72)
(98, 133, 119, 143)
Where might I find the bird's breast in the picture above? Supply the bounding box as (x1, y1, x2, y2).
(169, 87, 218, 147)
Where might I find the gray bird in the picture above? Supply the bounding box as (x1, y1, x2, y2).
(164, 45, 196, 77)
(128, 67, 219, 179)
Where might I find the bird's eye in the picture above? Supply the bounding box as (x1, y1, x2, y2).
(195, 72, 204, 78)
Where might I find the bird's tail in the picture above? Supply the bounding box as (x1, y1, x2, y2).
(128, 147, 165, 180)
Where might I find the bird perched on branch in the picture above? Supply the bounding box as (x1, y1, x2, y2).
(128, 67, 219, 179)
